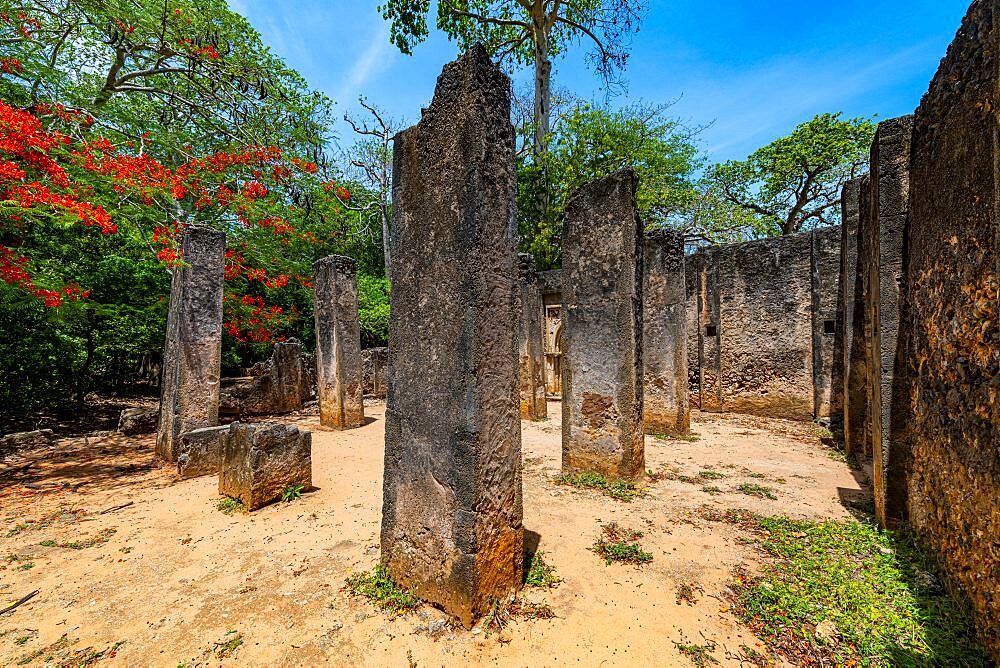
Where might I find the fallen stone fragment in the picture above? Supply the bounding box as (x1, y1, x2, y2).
(118, 408, 158, 436)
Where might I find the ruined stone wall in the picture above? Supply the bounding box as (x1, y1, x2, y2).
(642, 229, 689, 435)
(381, 46, 523, 627)
(900, 0, 1000, 654)
(685, 227, 841, 421)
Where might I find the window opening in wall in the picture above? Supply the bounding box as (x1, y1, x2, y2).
(705, 324, 718, 338)
(823, 319, 836, 335)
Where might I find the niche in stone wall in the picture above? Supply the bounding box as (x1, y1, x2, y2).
(823, 320, 836, 335)
(705, 324, 718, 338)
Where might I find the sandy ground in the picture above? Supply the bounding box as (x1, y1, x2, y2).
(0, 402, 868, 667)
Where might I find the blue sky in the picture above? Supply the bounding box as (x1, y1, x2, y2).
(228, 0, 971, 163)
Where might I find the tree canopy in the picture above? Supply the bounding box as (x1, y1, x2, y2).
(706, 112, 875, 236)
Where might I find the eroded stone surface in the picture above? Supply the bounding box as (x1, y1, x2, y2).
(177, 424, 230, 479)
(900, 1, 999, 655)
(642, 229, 689, 436)
(381, 45, 523, 628)
(156, 227, 226, 462)
(561, 169, 644, 480)
(313, 256, 364, 429)
(362, 347, 388, 398)
(518, 254, 547, 420)
(219, 422, 312, 510)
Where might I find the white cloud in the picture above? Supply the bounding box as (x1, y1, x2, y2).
(334, 24, 394, 105)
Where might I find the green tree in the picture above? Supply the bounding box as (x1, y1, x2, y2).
(518, 102, 701, 268)
(378, 0, 647, 157)
(707, 112, 875, 236)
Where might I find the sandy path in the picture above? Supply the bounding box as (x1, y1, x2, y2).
(0, 402, 865, 667)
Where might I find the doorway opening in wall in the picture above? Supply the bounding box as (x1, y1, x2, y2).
(824, 319, 836, 335)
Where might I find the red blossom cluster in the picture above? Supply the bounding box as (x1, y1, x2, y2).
(0, 247, 89, 307)
(222, 293, 295, 344)
(1, 100, 116, 232)
(1, 57, 22, 73)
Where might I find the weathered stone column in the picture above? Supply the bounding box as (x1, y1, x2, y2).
(834, 179, 862, 448)
(313, 255, 364, 429)
(865, 115, 913, 526)
(156, 227, 226, 463)
(380, 45, 523, 628)
(561, 169, 644, 480)
(846, 175, 873, 458)
(518, 253, 547, 420)
(642, 229, 689, 436)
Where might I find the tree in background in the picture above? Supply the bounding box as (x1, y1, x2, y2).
(379, 1, 647, 157)
(518, 102, 701, 268)
(706, 113, 875, 236)
(341, 98, 399, 278)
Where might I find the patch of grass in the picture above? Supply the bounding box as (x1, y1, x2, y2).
(48, 527, 117, 550)
(738, 483, 777, 500)
(525, 550, 560, 588)
(747, 471, 767, 479)
(698, 470, 727, 480)
(281, 483, 305, 503)
(674, 639, 719, 666)
(654, 432, 701, 442)
(14, 636, 29, 646)
(701, 486, 722, 496)
(346, 564, 420, 614)
(728, 516, 989, 667)
(214, 631, 242, 659)
(554, 471, 645, 502)
(217, 497, 246, 515)
(591, 523, 653, 566)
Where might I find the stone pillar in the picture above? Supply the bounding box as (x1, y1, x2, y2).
(313, 255, 364, 429)
(834, 179, 862, 447)
(518, 253, 547, 420)
(380, 45, 523, 628)
(561, 169, 644, 480)
(846, 175, 873, 458)
(642, 229, 689, 436)
(866, 115, 913, 526)
(156, 227, 226, 463)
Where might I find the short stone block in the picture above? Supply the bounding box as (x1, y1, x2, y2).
(219, 423, 312, 510)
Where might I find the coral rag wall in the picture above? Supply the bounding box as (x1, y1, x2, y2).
(899, 0, 1000, 654)
(685, 228, 841, 421)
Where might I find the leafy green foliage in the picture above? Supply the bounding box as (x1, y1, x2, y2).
(217, 497, 246, 515)
(525, 550, 561, 588)
(707, 113, 875, 236)
(281, 483, 304, 503)
(591, 523, 652, 566)
(555, 470, 645, 502)
(346, 564, 421, 614)
(357, 275, 390, 347)
(673, 640, 719, 667)
(729, 517, 989, 666)
(519, 102, 700, 268)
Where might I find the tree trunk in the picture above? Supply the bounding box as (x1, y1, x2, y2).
(532, 24, 552, 156)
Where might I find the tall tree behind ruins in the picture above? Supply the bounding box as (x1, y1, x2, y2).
(707, 112, 875, 236)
